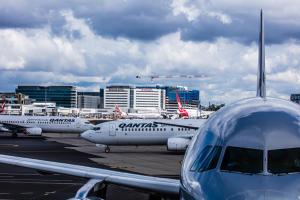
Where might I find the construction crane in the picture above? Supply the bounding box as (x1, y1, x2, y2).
(136, 74, 208, 81)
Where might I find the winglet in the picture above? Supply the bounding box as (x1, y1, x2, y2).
(257, 9, 266, 98)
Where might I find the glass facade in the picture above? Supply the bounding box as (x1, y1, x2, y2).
(161, 86, 199, 104)
(16, 86, 77, 108)
(291, 94, 300, 104)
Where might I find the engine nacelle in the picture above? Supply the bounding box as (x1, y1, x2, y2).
(25, 127, 42, 136)
(167, 137, 190, 151)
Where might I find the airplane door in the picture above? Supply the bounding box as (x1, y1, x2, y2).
(109, 124, 116, 136)
(76, 121, 81, 128)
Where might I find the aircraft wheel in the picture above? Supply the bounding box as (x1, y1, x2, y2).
(104, 146, 110, 153)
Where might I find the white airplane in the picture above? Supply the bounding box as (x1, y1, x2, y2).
(0, 115, 94, 136)
(176, 92, 214, 119)
(80, 118, 205, 152)
(114, 105, 164, 119)
(1, 11, 300, 199)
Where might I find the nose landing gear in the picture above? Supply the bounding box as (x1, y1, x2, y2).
(104, 146, 110, 153)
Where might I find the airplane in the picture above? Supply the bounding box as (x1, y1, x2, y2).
(1, 10, 300, 199)
(0, 115, 94, 137)
(176, 92, 213, 119)
(80, 118, 206, 153)
(0, 96, 5, 113)
(114, 104, 164, 119)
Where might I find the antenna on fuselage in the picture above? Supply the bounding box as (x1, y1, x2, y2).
(257, 9, 266, 98)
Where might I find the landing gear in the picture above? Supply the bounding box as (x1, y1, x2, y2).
(104, 146, 110, 153)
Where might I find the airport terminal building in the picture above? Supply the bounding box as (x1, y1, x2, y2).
(77, 92, 101, 109)
(104, 85, 165, 112)
(16, 85, 77, 108)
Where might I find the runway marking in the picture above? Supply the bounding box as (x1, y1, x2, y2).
(0, 176, 14, 178)
(20, 192, 34, 195)
(0, 173, 40, 176)
(0, 181, 82, 185)
(0, 178, 76, 182)
(44, 191, 56, 195)
(0, 193, 10, 195)
(0, 144, 18, 147)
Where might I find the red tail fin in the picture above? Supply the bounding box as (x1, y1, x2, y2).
(176, 92, 189, 118)
(176, 92, 183, 109)
(115, 104, 122, 114)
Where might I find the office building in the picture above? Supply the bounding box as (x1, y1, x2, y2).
(104, 85, 165, 111)
(16, 85, 77, 108)
(77, 92, 101, 109)
(162, 86, 200, 111)
(133, 87, 165, 110)
(104, 86, 131, 110)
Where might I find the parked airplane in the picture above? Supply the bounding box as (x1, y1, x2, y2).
(1, 11, 299, 200)
(176, 93, 213, 119)
(114, 105, 164, 119)
(0, 97, 5, 113)
(80, 119, 205, 152)
(0, 115, 94, 136)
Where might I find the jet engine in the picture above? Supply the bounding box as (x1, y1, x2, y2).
(167, 137, 190, 151)
(25, 127, 42, 136)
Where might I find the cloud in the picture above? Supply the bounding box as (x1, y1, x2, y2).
(0, 5, 299, 105)
(1, 0, 300, 43)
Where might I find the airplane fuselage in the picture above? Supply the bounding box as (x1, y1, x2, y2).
(81, 119, 201, 145)
(0, 115, 93, 133)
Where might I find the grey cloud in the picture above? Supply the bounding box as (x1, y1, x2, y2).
(0, 1, 300, 44)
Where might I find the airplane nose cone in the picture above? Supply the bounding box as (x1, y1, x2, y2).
(80, 130, 93, 141)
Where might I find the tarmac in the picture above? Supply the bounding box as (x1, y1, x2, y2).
(0, 133, 184, 200)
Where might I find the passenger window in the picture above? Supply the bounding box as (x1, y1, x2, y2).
(145, 128, 147, 131)
(160, 128, 162, 131)
(221, 146, 263, 174)
(178, 128, 180, 131)
(268, 148, 300, 174)
(171, 128, 173, 131)
(164, 128, 166, 131)
(190, 145, 222, 172)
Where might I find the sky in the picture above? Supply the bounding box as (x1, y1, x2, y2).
(0, 0, 300, 105)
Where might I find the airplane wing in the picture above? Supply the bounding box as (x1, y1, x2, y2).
(154, 120, 205, 130)
(0, 122, 28, 132)
(0, 154, 179, 197)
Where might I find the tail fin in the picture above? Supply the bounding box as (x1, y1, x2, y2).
(257, 9, 266, 98)
(176, 92, 183, 109)
(0, 96, 5, 113)
(114, 104, 122, 114)
(176, 92, 189, 118)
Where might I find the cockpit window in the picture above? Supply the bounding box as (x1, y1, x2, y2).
(221, 146, 263, 174)
(93, 127, 101, 131)
(268, 148, 300, 174)
(190, 145, 222, 172)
